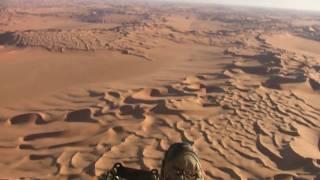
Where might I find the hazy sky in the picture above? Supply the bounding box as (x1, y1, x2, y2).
(165, 0, 320, 12)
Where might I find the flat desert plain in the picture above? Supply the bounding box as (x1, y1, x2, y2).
(0, 0, 319, 179)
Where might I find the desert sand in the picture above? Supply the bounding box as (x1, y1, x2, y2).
(0, 0, 319, 179)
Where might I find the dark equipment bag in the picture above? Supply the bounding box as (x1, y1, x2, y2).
(99, 163, 159, 180)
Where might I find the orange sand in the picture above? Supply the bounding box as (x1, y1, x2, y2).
(0, 0, 319, 179)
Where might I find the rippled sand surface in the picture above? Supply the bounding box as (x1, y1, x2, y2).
(0, 0, 319, 179)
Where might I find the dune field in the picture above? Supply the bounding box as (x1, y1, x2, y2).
(0, 0, 319, 179)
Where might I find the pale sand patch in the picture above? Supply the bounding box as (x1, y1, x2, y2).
(266, 33, 320, 57)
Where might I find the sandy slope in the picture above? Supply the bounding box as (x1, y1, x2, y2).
(0, 0, 319, 179)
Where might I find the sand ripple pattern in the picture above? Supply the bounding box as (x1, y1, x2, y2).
(0, 43, 319, 179)
(0, 29, 122, 52)
(0, 3, 319, 179)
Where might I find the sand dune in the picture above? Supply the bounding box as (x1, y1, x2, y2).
(0, 0, 319, 179)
